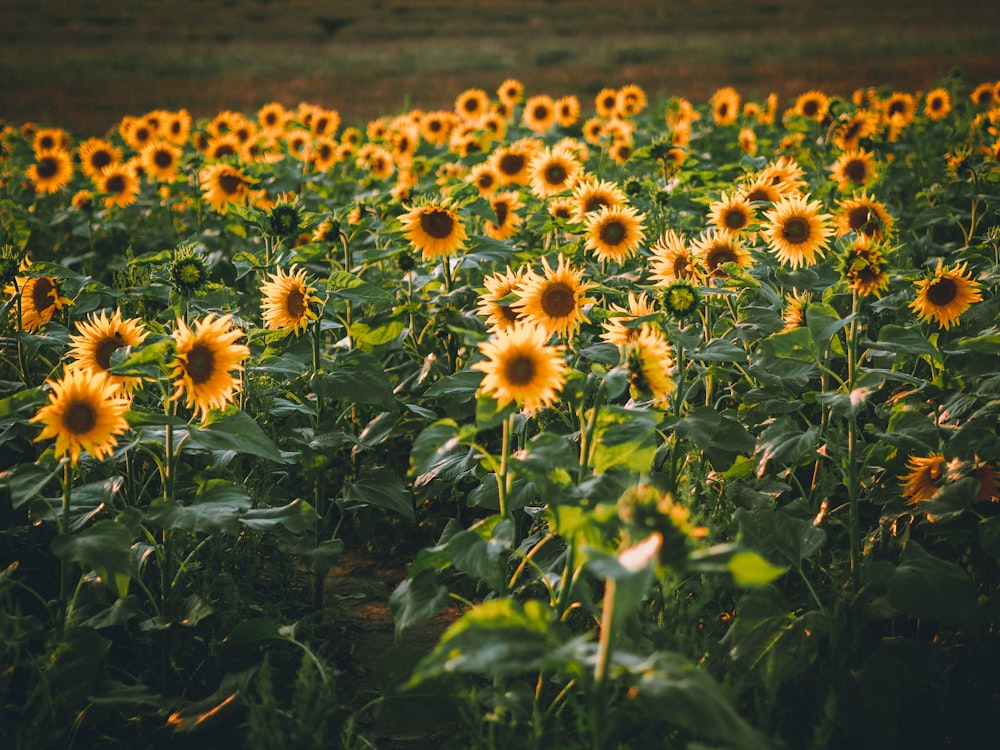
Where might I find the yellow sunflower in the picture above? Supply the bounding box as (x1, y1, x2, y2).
(782, 290, 809, 331)
(710, 87, 741, 126)
(170, 313, 250, 422)
(649, 229, 702, 284)
(477, 266, 527, 332)
(420, 110, 457, 146)
(762, 193, 834, 269)
(835, 189, 894, 242)
(789, 90, 830, 123)
(32, 127, 69, 153)
(571, 177, 626, 222)
(900, 453, 946, 503)
(258, 101, 291, 135)
(466, 162, 502, 196)
(555, 95, 581, 127)
(970, 82, 997, 108)
(909, 260, 983, 330)
(488, 139, 538, 186)
(691, 228, 753, 279)
(199, 162, 252, 213)
(26, 149, 74, 194)
(528, 144, 583, 198)
(400, 200, 467, 261)
(707, 190, 756, 236)
(260, 265, 320, 334)
(522, 94, 557, 134)
(829, 148, 878, 191)
(497, 78, 524, 109)
(616, 84, 648, 118)
(140, 140, 183, 182)
(840, 236, 890, 298)
(484, 191, 525, 241)
(831, 110, 879, 151)
(741, 177, 784, 208)
(31, 367, 130, 466)
(595, 87, 621, 119)
(584, 205, 646, 264)
(472, 321, 567, 415)
(548, 196, 576, 223)
(96, 163, 141, 209)
(77, 138, 122, 180)
(454, 88, 491, 122)
(923, 88, 952, 121)
(882, 91, 917, 128)
(626, 327, 675, 405)
(757, 156, 807, 196)
(13, 275, 69, 331)
(512, 254, 595, 337)
(601, 292, 658, 347)
(67, 309, 149, 392)
(162, 108, 192, 145)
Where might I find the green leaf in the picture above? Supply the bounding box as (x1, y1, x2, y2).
(887, 541, 978, 628)
(342, 467, 414, 522)
(591, 405, 658, 474)
(316, 349, 397, 409)
(185, 408, 290, 463)
(754, 417, 820, 475)
(423, 368, 483, 401)
(2, 461, 61, 509)
(733, 507, 826, 568)
(814, 371, 885, 418)
(326, 269, 395, 304)
(241, 499, 318, 534)
(409, 418, 462, 476)
(349, 319, 406, 349)
(109, 338, 173, 379)
(865, 324, 942, 362)
(389, 568, 450, 639)
(51, 520, 134, 578)
(0, 386, 46, 421)
(728, 550, 787, 586)
(147, 481, 251, 535)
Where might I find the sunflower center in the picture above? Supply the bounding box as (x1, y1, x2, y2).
(499, 153, 525, 176)
(802, 100, 820, 117)
(724, 207, 748, 229)
(286, 288, 306, 318)
(540, 282, 576, 318)
(38, 157, 59, 179)
(478, 173, 495, 190)
(533, 104, 549, 120)
(706, 246, 736, 274)
(105, 174, 126, 194)
(494, 201, 509, 226)
(32, 277, 56, 312)
(185, 344, 216, 385)
(219, 173, 244, 196)
(844, 159, 868, 183)
(782, 217, 811, 244)
(599, 220, 627, 246)
(213, 144, 237, 159)
(544, 163, 567, 186)
(926, 276, 958, 307)
(62, 400, 98, 436)
(504, 354, 536, 386)
(419, 209, 455, 239)
(91, 151, 113, 170)
(585, 196, 608, 213)
(849, 206, 878, 235)
(96, 334, 125, 371)
(154, 149, 174, 168)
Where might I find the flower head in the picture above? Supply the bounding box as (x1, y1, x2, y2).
(260, 265, 320, 333)
(512, 254, 596, 337)
(472, 322, 567, 415)
(67, 309, 149, 392)
(909, 260, 982, 330)
(170, 313, 250, 421)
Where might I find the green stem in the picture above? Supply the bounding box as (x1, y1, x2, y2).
(497, 411, 515, 519)
(58, 458, 72, 631)
(591, 577, 616, 750)
(845, 292, 861, 585)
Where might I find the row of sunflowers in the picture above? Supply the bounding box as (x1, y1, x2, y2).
(2, 73, 1000, 748)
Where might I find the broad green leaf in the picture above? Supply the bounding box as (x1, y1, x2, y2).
(342, 467, 414, 522)
(0, 386, 46, 420)
(241, 499, 318, 534)
(423, 368, 483, 401)
(865, 324, 942, 362)
(186, 408, 290, 463)
(511, 432, 576, 493)
(728, 550, 787, 586)
(2, 461, 61, 509)
(733, 507, 826, 568)
(814, 371, 885, 418)
(316, 349, 397, 409)
(51, 520, 134, 578)
(349, 319, 406, 349)
(754, 418, 820, 475)
(326, 269, 395, 304)
(887, 541, 978, 628)
(591, 405, 658, 474)
(146, 481, 251, 535)
(389, 568, 450, 639)
(805, 301, 850, 353)
(109, 339, 173, 379)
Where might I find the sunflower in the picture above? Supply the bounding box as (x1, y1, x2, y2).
(660, 278, 702, 320)
(400, 200, 467, 261)
(162, 108, 192, 145)
(570, 176, 626, 222)
(649, 229, 701, 284)
(466, 162, 501, 196)
(691, 229, 753, 279)
(882, 91, 917, 127)
(829, 148, 878, 191)
(258, 102, 291, 135)
(67, 309, 149, 392)
(738, 128, 758, 156)
(513, 254, 595, 337)
(584, 205, 646, 264)
(555, 95, 581, 127)
(497, 78, 524, 109)
(616, 84, 648, 118)
(626, 327, 675, 405)
(608, 140, 633, 166)
(831, 110, 880, 151)
(119, 115, 156, 151)
(710, 87, 741, 126)
(840, 236, 890, 298)
(595, 88, 620, 119)
(200, 162, 252, 213)
(708, 190, 756, 236)
(170, 313, 250, 421)
(900, 453, 946, 503)
(454, 88, 491, 122)
(26, 149, 73, 194)
(477, 266, 527, 332)
(260, 265, 320, 333)
(484, 191, 525, 241)
(31, 367, 130, 465)
(77, 138, 122, 179)
(14, 274, 69, 331)
(488, 139, 538, 185)
(472, 321, 567, 415)
(970, 82, 997, 108)
(528, 144, 583, 198)
(782, 290, 809, 330)
(909, 260, 983, 330)
(355, 143, 395, 180)
(96, 163, 141, 209)
(548, 196, 576, 223)
(71, 190, 95, 211)
(140, 140, 183, 182)
(522, 94, 557, 133)
(762, 193, 834, 269)
(310, 136, 341, 172)
(740, 176, 783, 207)
(32, 127, 69, 153)
(757, 156, 807, 196)
(923, 88, 952, 121)
(420, 110, 457, 146)
(835, 189, 894, 242)
(789, 90, 830, 123)
(601, 292, 658, 347)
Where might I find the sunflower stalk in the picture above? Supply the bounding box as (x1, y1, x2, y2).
(845, 291, 862, 585)
(57, 458, 73, 632)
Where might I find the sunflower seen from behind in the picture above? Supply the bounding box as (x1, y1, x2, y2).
(762, 193, 834, 269)
(839, 236, 890, 298)
(170, 313, 250, 422)
(909, 260, 982, 330)
(68, 309, 149, 393)
(626, 326, 675, 406)
(260, 265, 320, 334)
(31, 367, 130, 466)
(472, 321, 567, 416)
(513, 254, 595, 338)
(400, 199, 467, 261)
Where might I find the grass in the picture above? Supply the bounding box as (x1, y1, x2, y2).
(2, 0, 999, 136)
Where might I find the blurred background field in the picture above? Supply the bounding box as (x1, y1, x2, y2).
(2, 0, 1000, 136)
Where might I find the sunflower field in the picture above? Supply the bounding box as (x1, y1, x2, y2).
(2, 74, 1000, 750)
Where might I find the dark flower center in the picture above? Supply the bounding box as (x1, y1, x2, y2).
(185, 344, 216, 385)
(504, 354, 536, 386)
(544, 163, 567, 186)
(849, 206, 880, 236)
(926, 276, 957, 307)
(105, 174, 126, 194)
(498, 153, 525, 176)
(844, 159, 868, 183)
(219, 173, 244, 196)
(540, 282, 575, 318)
(154, 149, 174, 168)
(802, 100, 820, 117)
(63, 400, 97, 435)
(420, 209, 454, 239)
(91, 150, 113, 170)
(286, 288, 306, 319)
(96, 333, 125, 371)
(38, 157, 59, 179)
(782, 217, 811, 244)
(493, 201, 509, 226)
(32, 277, 56, 312)
(599, 219, 627, 246)
(724, 207, 749, 229)
(706, 245, 737, 275)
